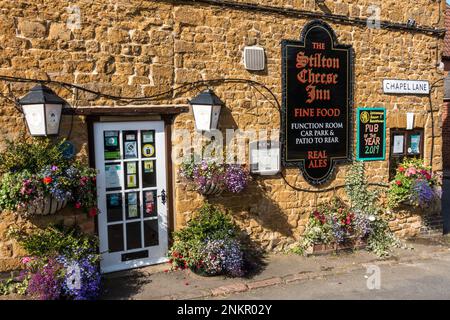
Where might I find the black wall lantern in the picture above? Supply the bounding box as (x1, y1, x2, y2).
(188, 89, 224, 132)
(19, 85, 65, 136)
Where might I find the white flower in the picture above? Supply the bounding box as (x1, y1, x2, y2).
(368, 215, 376, 222)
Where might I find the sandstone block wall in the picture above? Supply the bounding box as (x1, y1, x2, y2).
(0, 0, 446, 270)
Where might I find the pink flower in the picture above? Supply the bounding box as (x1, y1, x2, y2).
(406, 167, 417, 176)
(21, 257, 32, 265)
(74, 202, 82, 209)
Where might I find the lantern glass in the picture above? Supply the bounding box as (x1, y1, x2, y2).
(210, 104, 221, 130)
(192, 104, 213, 131)
(22, 104, 46, 136)
(45, 103, 63, 135)
(22, 103, 62, 136)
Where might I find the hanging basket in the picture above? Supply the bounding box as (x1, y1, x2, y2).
(199, 182, 224, 196)
(20, 196, 68, 216)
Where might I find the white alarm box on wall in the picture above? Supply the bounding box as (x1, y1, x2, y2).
(249, 140, 280, 175)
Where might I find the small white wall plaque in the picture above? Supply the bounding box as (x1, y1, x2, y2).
(406, 113, 414, 130)
(249, 140, 280, 175)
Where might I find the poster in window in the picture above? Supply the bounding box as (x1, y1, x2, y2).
(127, 174, 137, 188)
(128, 205, 138, 218)
(393, 135, 404, 154)
(125, 134, 136, 141)
(105, 164, 122, 190)
(127, 193, 137, 205)
(144, 160, 154, 173)
(126, 193, 139, 219)
(142, 131, 154, 143)
(142, 144, 155, 158)
(124, 141, 137, 159)
(144, 191, 156, 217)
(409, 134, 420, 154)
(104, 131, 120, 160)
(126, 162, 136, 174)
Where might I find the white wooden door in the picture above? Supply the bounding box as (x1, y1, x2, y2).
(94, 121, 168, 273)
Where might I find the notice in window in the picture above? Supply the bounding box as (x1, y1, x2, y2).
(393, 135, 404, 154)
(105, 164, 122, 190)
(410, 134, 420, 154)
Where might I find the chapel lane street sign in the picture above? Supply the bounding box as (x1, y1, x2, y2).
(383, 79, 430, 95)
(281, 20, 353, 185)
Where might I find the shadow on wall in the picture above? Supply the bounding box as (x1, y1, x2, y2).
(209, 177, 296, 248)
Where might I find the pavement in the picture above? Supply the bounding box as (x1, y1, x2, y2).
(101, 235, 450, 300)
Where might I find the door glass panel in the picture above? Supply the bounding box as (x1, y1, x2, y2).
(125, 192, 140, 220)
(126, 222, 142, 250)
(107, 193, 122, 222)
(141, 130, 155, 158)
(104, 131, 120, 160)
(108, 224, 124, 253)
(142, 160, 156, 188)
(123, 130, 138, 159)
(144, 191, 157, 217)
(125, 161, 139, 189)
(144, 220, 159, 247)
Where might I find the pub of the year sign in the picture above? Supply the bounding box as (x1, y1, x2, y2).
(356, 107, 386, 161)
(281, 20, 353, 185)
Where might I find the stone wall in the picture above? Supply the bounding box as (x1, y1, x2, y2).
(0, 0, 446, 270)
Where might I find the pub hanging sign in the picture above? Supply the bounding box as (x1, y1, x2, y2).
(281, 20, 353, 185)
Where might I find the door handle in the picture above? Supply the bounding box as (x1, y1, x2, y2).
(158, 189, 167, 205)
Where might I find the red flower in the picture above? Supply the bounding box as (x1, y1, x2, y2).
(74, 202, 81, 209)
(43, 176, 52, 184)
(398, 166, 405, 172)
(88, 207, 98, 217)
(395, 180, 402, 186)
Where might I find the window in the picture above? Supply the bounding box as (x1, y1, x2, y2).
(389, 129, 424, 179)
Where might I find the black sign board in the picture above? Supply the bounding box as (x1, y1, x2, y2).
(281, 20, 353, 185)
(356, 108, 386, 161)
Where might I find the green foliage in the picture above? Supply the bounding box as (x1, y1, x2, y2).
(0, 138, 68, 175)
(0, 171, 32, 211)
(345, 161, 379, 215)
(169, 202, 239, 271)
(0, 274, 29, 296)
(0, 138, 98, 214)
(174, 202, 237, 242)
(9, 224, 99, 263)
(366, 215, 400, 257)
(294, 162, 399, 257)
(345, 162, 398, 256)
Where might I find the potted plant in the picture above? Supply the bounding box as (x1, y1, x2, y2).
(300, 198, 372, 255)
(387, 158, 441, 209)
(0, 138, 98, 217)
(179, 158, 250, 196)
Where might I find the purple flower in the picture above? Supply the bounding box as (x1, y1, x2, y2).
(57, 255, 101, 300)
(225, 165, 249, 193)
(51, 165, 58, 172)
(27, 258, 63, 300)
(200, 238, 245, 277)
(411, 179, 436, 207)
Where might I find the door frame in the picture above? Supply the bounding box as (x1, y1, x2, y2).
(87, 115, 177, 271)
